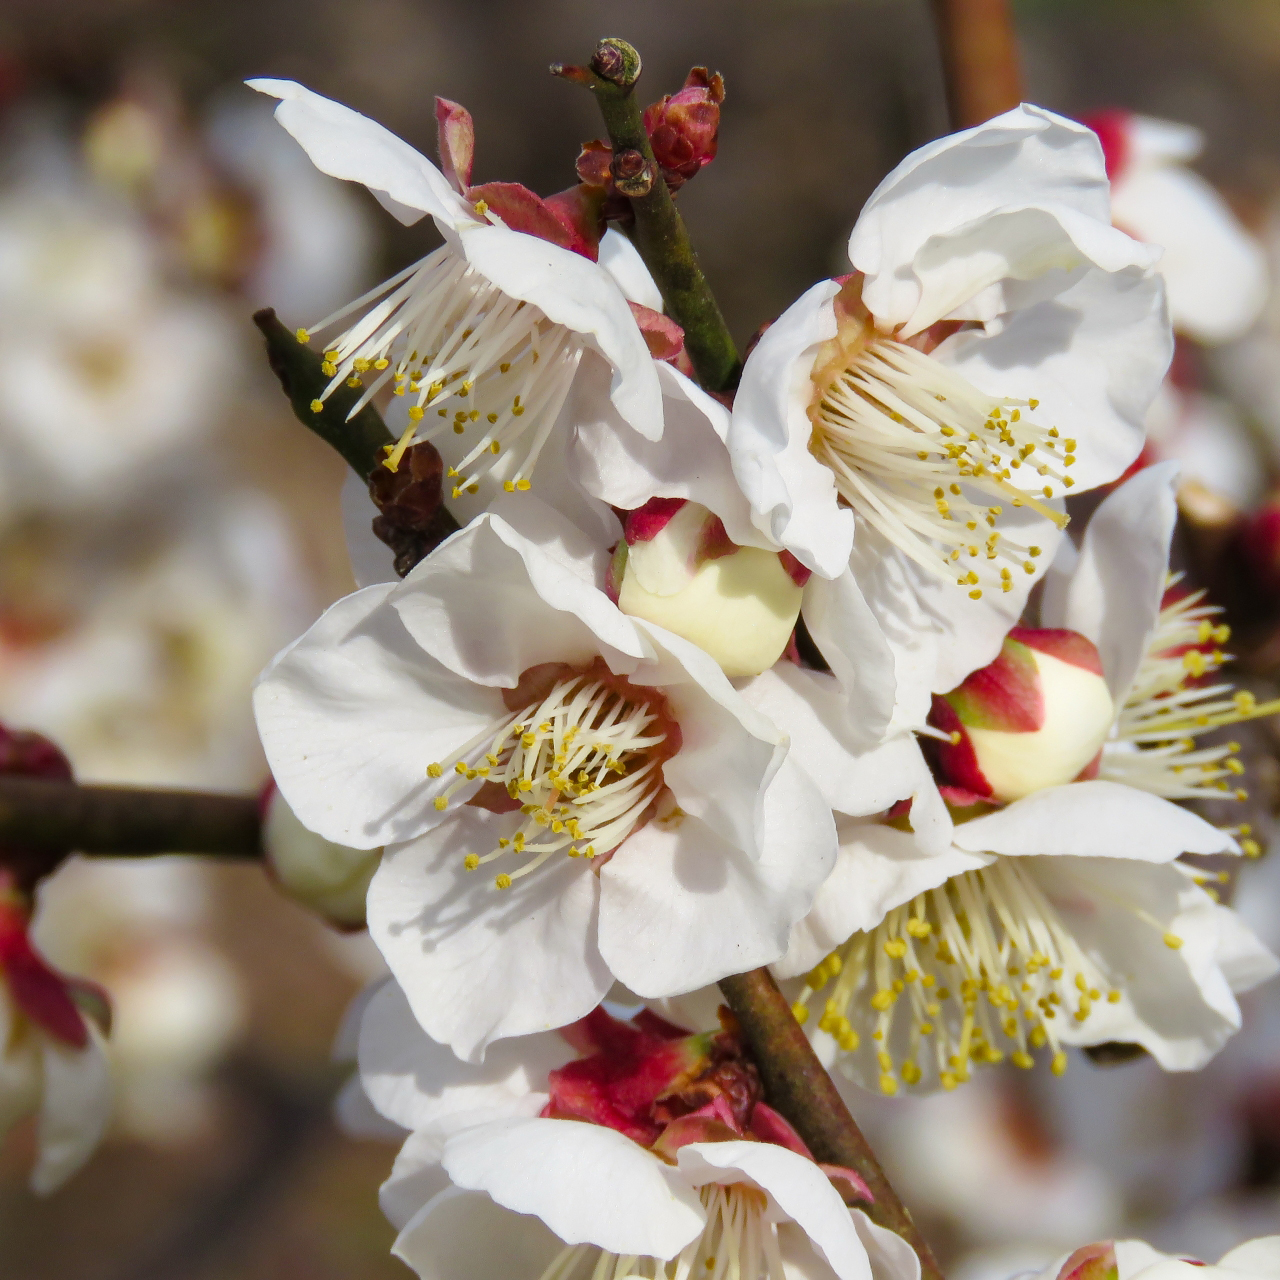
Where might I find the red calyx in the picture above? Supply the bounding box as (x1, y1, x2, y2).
(435, 96, 605, 259)
(1081, 109, 1132, 182)
(0, 887, 90, 1049)
(643, 69, 725, 192)
(545, 1005, 762, 1148)
(625, 497, 688, 545)
(779, 551, 812, 588)
(1009, 627, 1104, 676)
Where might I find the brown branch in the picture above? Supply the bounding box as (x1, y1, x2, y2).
(719, 968, 944, 1280)
(552, 40, 741, 393)
(0, 775, 261, 884)
(929, 0, 1024, 129)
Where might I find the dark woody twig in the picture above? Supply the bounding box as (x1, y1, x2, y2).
(719, 969, 944, 1280)
(0, 774, 261, 880)
(929, 0, 1024, 130)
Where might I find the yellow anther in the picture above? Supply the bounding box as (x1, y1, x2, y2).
(295, 328, 310, 344)
(1164, 932, 1184, 950)
(1051, 1051, 1068, 1076)
(463, 854, 480, 871)
(791, 1002, 809, 1024)
(433, 796, 448, 811)
(495, 873, 512, 889)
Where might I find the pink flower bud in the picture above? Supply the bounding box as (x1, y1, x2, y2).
(616, 499, 804, 677)
(929, 628, 1113, 804)
(643, 68, 725, 190)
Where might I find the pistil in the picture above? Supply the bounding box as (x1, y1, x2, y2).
(298, 244, 583, 492)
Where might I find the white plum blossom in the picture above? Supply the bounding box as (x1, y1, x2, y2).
(1036, 1236, 1280, 1280)
(780, 783, 1274, 1094)
(725, 103, 1171, 719)
(254, 499, 837, 1061)
(248, 79, 661, 535)
(1089, 112, 1269, 346)
(1042, 461, 1280, 816)
(354, 979, 918, 1280)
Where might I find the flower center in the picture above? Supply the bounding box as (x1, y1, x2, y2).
(790, 858, 1183, 1093)
(808, 309, 1070, 598)
(536, 1184, 779, 1280)
(298, 244, 584, 492)
(1102, 579, 1279, 846)
(427, 662, 679, 889)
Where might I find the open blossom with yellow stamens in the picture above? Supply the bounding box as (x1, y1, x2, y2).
(776, 781, 1274, 1095)
(723, 104, 1170, 718)
(350, 983, 917, 1280)
(1042, 462, 1280, 845)
(248, 78, 662, 509)
(254, 500, 836, 1063)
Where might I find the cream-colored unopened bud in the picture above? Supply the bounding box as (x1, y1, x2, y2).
(262, 788, 382, 929)
(617, 500, 804, 678)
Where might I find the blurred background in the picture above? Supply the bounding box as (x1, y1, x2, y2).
(1, 0, 1280, 1276)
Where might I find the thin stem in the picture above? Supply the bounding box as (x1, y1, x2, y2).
(0, 775, 261, 886)
(553, 41, 741, 393)
(929, 0, 1024, 129)
(719, 968, 944, 1280)
(254, 307, 395, 480)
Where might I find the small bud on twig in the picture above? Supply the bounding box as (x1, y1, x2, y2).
(611, 148, 655, 196)
(590, 38, 642, 89)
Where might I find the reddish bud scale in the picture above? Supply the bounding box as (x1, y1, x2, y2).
(642, 68, 725, 189)
(1243, 496, 1280, 595)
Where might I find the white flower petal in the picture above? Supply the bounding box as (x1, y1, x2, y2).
(775, 820, 988, 979)
(573, 361, 767, 552)
(32, 1027, 112, 1195)
(358, 978, 571, 1131)
(247, 79, 473, 229)
(1113, 163, 1267, 344)
(391, 506, 647, 689)
(254, 583, 506, 847)
(629, 619, 782, 859)
(382, 1130, 451, 1232)
(1041, 462, 1179, 702)
(599, 753, 836, 996)
(394, 1184, 564, 1280)
(1031, 857, 1273, 1068)
(726, 279, 853, 578)
(797, 571, 898, 744)
(951, 781, 1237, 860)
(341, 469, 397, 588)
(676, 1141, 874, 1280)
(850, 104, 1155, 336)
(849, 1210, 921, 1280)
(738, 666, 905, 816)
(460, 224, 664, 442)
(368, 810, 611, 1062)
(936, 263, 1170, 490)
(1218, 1238, 1280, 1276)
(599, 228, 664, 311)
(442, 1117, 705, 1257)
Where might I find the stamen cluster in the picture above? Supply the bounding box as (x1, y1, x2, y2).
(427, 665, 676, 888)
(1103, 579, 1280, 835)
(810, 335, 1071, 597)
(300, 244, 583, 492)
(792, 859, 1184, 1093)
